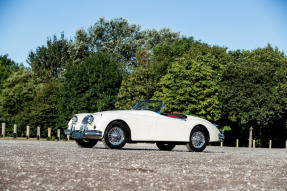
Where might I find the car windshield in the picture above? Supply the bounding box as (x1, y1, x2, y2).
(132, 100, 163, 113)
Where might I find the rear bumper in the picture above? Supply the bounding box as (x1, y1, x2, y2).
(64, 129, 102, 139)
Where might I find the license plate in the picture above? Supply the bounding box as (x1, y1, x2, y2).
(71, 131, 83, 139)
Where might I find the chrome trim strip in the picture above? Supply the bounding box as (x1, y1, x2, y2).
(66, 130, 102, 139)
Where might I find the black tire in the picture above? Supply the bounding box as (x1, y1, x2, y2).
(156, 142, 176, 151)
(75, 139, 98, 148)
(102, 121, 127, 149)
(186, 126, 208, 152)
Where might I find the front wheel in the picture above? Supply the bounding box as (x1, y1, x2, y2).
(156, 142, 176, 151)
(186, 126, 208, 152)
(102, 121, 127, 149)
(75, 139, 98, 148)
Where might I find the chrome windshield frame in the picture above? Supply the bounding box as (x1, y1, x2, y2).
(132, 100, 164, 113)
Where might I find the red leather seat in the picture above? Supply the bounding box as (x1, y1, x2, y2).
(167, 115, 180, 118)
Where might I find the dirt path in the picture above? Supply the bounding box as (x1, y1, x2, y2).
(0, 140, 286, 190)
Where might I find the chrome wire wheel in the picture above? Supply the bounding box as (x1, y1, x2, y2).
(191, 131, 205, 149)
(108, 127, 125, 146)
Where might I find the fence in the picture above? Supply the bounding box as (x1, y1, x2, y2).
(1, 123, 70, 141)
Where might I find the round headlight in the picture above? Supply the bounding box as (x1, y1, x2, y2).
(72, 115, 78, 123)
(88, 115, 94, 124)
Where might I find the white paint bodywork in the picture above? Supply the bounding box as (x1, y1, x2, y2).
(68, 110, 221, 143)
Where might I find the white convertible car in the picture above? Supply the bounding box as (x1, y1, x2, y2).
(64, 100, 224, 152)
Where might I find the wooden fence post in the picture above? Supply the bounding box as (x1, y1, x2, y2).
(269, 140, 272, 149)
(47, 128, 51, 140)
(13, 124, 17, 138)
(236, 139, 239, 148)
(1, 123, 5, 137)
(253, 140, 255, 148)
(67, 134, 70, 141)
(248, 127, 253, 148)
(26, 126, 30, 139)
(57, 129, 60, 141)
(37, 126, 40, 140)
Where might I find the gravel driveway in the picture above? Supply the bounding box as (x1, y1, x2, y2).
(0, 140, 286, 191)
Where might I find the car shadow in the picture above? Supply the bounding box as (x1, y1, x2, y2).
(93, 146, 225, 153)
(123, 147, 191, 152)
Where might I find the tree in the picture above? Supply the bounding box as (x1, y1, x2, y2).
(115, 49, 158, 109)
(57, 51, 122, 128)
(0, 55, 19, 92)
(0, 54, 18, 72)
(88, 17, 179, 69)
(27, 33, 71, 81)
(0, 68, 39, 136)
(69, 29, 91, 64)
(219, 45, 287, 146)
(89, 17, 141, 67)
(153, 42, 227, 122)
(115, 38, 195, 109)
(0, 67, 62, 137)
(141, 28, 180, 49)
(28, 80, 61, 137)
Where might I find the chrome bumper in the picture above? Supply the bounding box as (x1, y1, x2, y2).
(64, 129, 102, 139)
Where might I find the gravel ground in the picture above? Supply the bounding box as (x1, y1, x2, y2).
(0, 140, 286, 191)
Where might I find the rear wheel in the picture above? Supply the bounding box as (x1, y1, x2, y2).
(75, 139, 98, 148)
(102, 121, 127, 149)
(156, 142, 176, 151)
(186, 126, 208, 152)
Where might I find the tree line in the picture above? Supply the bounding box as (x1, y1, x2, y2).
(0, 18, 286, 147)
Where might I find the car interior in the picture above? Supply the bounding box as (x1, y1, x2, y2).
(161, 113, 187, 119)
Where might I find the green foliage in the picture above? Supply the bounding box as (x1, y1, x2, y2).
(88, 17, 179, 69)
(153, 37, 194, 62)
(115, 38, 195, 109)
(220, 45, 287, 128)
(0, 65, 9, 92)
(29, 80, 61, 137)
(57, 51, 122, 128)
(0, 55, 19, 92)
(141, 28, 180, 49)
(69, 29, 91, 64)
(0, 67, 61, 137)
(89, 17, 141, 67)
(115, 50, 158, 109)
(0, 54, 18, 72)
(153, 42, 227, 122)
(152, 38, 195, 77)
(27, 33, 71, 81)
(0, 68, 38, 136)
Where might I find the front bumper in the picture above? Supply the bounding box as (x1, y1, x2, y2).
(64, 129, 102, 139)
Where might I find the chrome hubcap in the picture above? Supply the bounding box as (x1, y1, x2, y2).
(108, 127, 124, 146)
(191, 131, 205, 149)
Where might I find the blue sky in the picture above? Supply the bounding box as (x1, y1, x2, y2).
(0, 0, 286, 66)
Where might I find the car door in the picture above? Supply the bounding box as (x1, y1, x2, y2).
(126, 110, 158, 141)
(155, 115, 189, 141)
